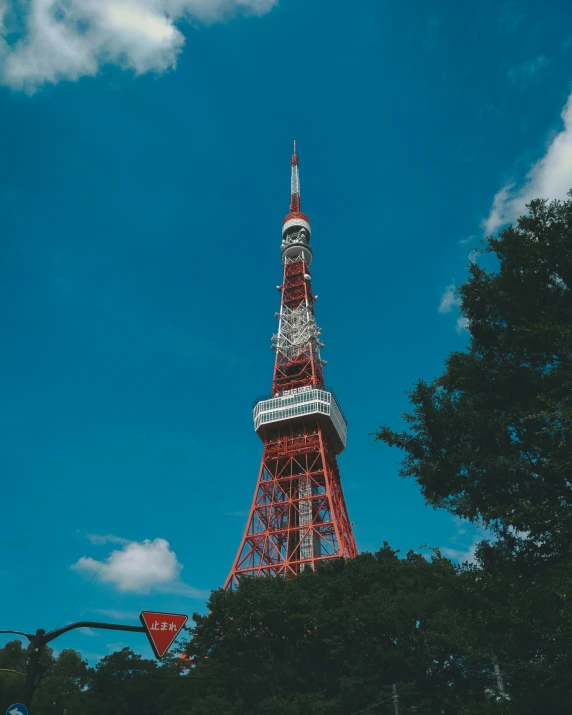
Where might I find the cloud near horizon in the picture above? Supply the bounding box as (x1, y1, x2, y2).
(0, 0, 277, 91)
(484, 91, 572, 234)
(72, 535, 209, 598)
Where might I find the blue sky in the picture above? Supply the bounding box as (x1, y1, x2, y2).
(1, 0, 572, 663)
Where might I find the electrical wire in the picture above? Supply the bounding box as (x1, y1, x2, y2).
(349, 695, 395, 714)
(55, 552, 113, 629)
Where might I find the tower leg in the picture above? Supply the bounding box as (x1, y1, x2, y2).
(225, 419, 356, 589)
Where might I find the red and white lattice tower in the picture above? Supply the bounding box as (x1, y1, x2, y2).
(224, 143, 357, 589)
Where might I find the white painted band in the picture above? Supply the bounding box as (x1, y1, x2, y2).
(282, 217, 311, 235)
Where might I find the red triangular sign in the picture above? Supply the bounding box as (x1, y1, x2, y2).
(140, 611, 188, 658)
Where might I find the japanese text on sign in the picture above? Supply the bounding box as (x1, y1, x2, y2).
(148, 621, 179, 632)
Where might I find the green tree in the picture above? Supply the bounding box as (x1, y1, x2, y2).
(0, 641, 88, 715)
(185, 549, 501, 714)
(376, 194, 572, 548)
(32, 648, 89, 715)
(376, 194, 572, 713)
(0, 640, 31, 711)
(84, 648, 163, 715)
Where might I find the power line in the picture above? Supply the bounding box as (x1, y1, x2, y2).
(55, 552, 113, 629)
(349, 696, 396, 714)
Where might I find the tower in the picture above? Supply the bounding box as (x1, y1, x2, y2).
(224, 143, 357, 589)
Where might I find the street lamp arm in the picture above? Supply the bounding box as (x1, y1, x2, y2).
(42, 621, 145, 644)
(0, 630, 34, 642)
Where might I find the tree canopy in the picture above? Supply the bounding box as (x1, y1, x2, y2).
(376, 194, 572, 551)
(0, 549, 506, 715)
(376, 193, 572, 712)
(186, 547, 500, 714)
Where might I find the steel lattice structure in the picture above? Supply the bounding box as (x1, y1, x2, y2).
(224, 143, 357, 589)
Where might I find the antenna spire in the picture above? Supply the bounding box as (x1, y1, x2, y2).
(290, 140, 300, 213)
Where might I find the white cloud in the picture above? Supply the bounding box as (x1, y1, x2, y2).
(441, 541, 479, 564)
(71, 536, 209, 598)
(106, 641, 129, 652)
(468, 249, 479, 264)
(87, 533, 130, 545)
(497, 1, 526, 33)
(91, 608, 140, 621)
(441, 519, 488, 564)
(484, 92, 572, 234)
(439, 284, 469, 332)
(506, 55, 551, 86)
(456, 316, 469, 333)
(438, 284, 460, 314)
(0, 0, 277, 91)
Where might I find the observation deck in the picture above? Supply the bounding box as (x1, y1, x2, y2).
(252, 385, 347, 454)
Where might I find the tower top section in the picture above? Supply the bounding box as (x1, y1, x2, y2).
(281, 141, 312, 264)
(289, 140, 301, 213)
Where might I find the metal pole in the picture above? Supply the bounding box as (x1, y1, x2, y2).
(392, 683, 400, 715)
(1, 621, 147, 712)
(493, 658, 508, 699)
(22, 629, 45, 711)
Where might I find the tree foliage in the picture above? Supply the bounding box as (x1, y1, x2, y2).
(186, 548, 502, 714)
(376, 194, 572, 713)
(0, 550, 506, 715)
(377, 194, 572, 547)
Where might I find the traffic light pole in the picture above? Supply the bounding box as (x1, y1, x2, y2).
(392, 684, 400, 715)
(22, 630, 44, 710)
(1, 621, 146, 711)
